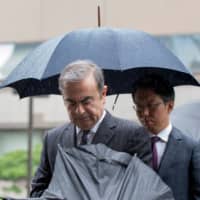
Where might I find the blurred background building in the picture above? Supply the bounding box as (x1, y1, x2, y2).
(0, 0, 200, 155)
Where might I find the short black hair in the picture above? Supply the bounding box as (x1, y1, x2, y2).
(131, 73, 175, 103)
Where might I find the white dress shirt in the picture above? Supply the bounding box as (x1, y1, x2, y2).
(150, 122, 172, 166)
(76, 110, 106, 145)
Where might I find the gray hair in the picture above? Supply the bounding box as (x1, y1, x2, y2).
(59, 60, 105, 93)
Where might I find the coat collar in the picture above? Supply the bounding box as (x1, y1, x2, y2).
(92, 111, 116, 145)
(61, 123, 76, 148)
(61, 111, 116, 147)
(158, 127, 183, 174)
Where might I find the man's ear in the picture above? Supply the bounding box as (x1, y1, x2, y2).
(101, 85, 108, 105)
(102, 85, 108, 97)
(168, 100, 174, 113)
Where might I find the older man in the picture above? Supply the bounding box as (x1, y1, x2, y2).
(30, 60, 151, 197)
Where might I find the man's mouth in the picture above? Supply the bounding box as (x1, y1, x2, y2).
(77, 116, 90, 121)
(143, 119, 154, 126)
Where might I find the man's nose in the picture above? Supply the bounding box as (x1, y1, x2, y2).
(75, 103, 85, 114)
(141, 107, 150, 116)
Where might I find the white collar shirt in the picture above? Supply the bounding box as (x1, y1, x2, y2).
(76, 110, 106, 145)
(150, 122, 172, 166)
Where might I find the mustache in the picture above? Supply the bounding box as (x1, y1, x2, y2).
(74, 114, 90, 120)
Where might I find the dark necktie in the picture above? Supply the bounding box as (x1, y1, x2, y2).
(81, 130, 90, 145)
(151, 136, 160, 171)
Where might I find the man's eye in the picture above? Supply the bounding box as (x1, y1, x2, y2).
(67, 101, 76, 107)
(82, 99, 92, 105)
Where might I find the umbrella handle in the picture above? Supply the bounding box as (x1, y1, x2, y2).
(97, 5, 101, 27)
(112, 94, 119, 110)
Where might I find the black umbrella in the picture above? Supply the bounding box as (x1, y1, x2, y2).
(0, 27, 198, 197)
(41, 144, 174, 200)
(0, 27, 199, 98)
(1, 144, 174, 200)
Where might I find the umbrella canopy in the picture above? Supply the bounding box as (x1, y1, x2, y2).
(171, 101, 200, 140)
(0, 27, 199, 98)
(41, 144, 174, 200)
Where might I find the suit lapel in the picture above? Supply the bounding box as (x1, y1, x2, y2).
(60, 112, 116, 147)
(93, 112, 116, 145)
(158, 128, 183, 174)
(60, 123, 76, 148)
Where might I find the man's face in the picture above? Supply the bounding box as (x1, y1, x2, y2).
(133, 88, 174, 134)
(62, 73, 107, 130)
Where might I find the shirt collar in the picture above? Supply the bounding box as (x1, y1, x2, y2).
(150, 122, 172, 142)
(76, 110, 106, 134)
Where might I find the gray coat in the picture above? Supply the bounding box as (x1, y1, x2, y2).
(30, 112, 152, 197)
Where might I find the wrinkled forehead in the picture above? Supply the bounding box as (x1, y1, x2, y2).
(62, 75, 100, 97)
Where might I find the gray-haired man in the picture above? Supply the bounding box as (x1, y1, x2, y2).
(30, 60, 151, 197)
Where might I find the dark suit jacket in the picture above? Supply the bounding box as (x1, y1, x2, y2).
(30, 111, 152, 197)
(138, 126, 200, 200)
(159, 127, 200, 200)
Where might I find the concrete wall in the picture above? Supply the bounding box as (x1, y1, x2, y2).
(0, 0, 200, 43)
